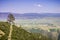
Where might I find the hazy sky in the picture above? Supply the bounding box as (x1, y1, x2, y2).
(0, 0, 60, 13)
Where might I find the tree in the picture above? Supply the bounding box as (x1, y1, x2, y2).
(7, 13, 15, 24)
(7, 13, 15, 40)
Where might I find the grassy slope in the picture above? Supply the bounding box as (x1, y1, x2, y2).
(0, 22, 50, 40)
(0, 22, 10, 40)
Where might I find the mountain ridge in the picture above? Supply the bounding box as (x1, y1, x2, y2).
(0, 12, 60, 19)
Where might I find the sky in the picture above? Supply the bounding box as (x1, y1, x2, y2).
(0, 0, 60, 13)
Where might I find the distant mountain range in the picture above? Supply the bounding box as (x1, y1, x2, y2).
(0, 12, 60, 19)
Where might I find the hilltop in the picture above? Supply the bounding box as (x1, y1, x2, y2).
(0, 22, 50, 40)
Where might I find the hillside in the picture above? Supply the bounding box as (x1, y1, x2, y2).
(0, 22, 50, 40)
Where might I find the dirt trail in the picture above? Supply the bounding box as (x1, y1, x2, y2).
(8, 24, 13, 40)
(0, 30, 5, 37)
